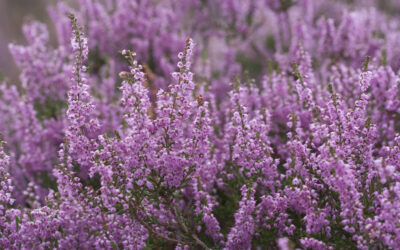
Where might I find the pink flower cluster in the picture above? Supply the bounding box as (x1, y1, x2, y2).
(1, 0, 400, 249)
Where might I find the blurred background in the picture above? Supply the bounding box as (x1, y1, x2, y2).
(2, 0, 400, 82)
(0, 0, 53, 81)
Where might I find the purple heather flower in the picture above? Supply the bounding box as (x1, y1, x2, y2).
(1, 0, 400, 249)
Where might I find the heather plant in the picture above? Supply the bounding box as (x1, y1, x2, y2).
(1, 0, 400, 249)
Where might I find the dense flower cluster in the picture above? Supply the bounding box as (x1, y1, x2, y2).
(1, 0, 400, 249)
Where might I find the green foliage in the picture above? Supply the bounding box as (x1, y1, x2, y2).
(34, 98, 67, 122)
(236, 53, 263, 77)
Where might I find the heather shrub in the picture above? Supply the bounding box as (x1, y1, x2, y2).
(1, 0, 400, 249)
